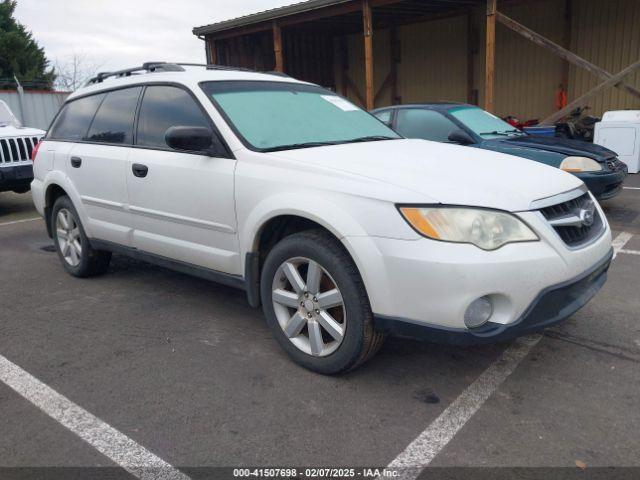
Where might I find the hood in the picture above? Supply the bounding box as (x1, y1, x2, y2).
(0, 125, 46, 137)
(488, 135, 616, 162)
(271, 139, 582, 212)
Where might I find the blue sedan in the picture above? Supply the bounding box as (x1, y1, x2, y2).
(372, 103, 628, 200)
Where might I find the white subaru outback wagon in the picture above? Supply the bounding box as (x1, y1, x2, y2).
(32, 63, 613, 374)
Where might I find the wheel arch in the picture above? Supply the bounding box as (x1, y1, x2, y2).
(241, 197, 373, 309)
(41, 173, 86, 238)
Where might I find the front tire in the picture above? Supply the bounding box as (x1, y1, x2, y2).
(260, 230, 385, 374)
(51, 196, 111, 277)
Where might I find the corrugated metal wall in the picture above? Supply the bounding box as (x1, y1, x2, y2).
(397, 15, 468, 105)
(569, 0, 640, 116)
(341, 0, 640, 119)
(0, 91, 68, 130)
(493, 0, 566, 119)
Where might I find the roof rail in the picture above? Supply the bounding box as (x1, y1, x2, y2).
(86, 62, 185, 85)
(85, 62, 291, 86)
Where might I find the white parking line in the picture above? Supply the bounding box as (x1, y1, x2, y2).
(619, 249, 640, 256)
(0, 354, 190, 480)
(387, 232, 633, 479)
(0, 217, 41, 227)
(623, 186, 640, 190)
(386, 335, 541, 479)
(612, 231, 633, 259)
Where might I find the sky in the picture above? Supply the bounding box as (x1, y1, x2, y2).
(14, 0, 295, 80)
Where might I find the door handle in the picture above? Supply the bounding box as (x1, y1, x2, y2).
(70, 156, 82, 168)
(132, 163, 148, 178)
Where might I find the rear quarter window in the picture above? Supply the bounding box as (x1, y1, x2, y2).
(48, 94, 105, 141)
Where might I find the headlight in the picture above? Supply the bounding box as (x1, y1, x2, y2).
(399, 206, 538, 250)
(560, 156, 602, 172)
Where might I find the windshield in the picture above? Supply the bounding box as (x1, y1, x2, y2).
(449, 106, 524, 139)
(0, 101, 20, 127)
(201, 81, 400, 151)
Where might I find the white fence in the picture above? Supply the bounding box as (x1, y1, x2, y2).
(0, 90, 69, 131)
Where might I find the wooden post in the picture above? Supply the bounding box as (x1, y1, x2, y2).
(485, 0, 497, 112)
(273, 21, 284, 72)
(362, 0, 374, 110)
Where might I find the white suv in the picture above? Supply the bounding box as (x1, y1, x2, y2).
(31, 63, 612, 374)
(0, 100, 44, 193)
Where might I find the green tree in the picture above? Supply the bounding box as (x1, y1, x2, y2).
(0, 0, 55, 90)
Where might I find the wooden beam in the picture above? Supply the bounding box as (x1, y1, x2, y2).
(485, 0, 497, 112)
(495, 10, 640, 101)
(374, 72, 393, 104)
(362, 0, 374, 110)
(541, 59, 640, 125)
(273, 21, 284, 72)
(345, 76, 366, 106)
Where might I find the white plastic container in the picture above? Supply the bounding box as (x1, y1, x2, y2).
(594, 110, 640, 173)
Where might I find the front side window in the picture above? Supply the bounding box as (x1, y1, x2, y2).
(48, 94, 106, 141)
(201, 81, 400, 152)
(137, 85, 210, 149)
(449, 107, 524, 139)
(86, 87, 142, 144)
(395, 109, 459, 142)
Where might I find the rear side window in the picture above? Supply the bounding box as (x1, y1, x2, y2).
(86, 87, 142, 144)
(395, 109, 458, 142)
(137, 85, 210, 149)
(48, 94, 105, 141)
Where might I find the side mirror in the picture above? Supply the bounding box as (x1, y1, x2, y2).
(448, 129, 475, 145)
(165, 126, 213, 153)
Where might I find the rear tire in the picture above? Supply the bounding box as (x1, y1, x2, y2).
(51, 195, 111, 277)
(260, 229, 385, 374)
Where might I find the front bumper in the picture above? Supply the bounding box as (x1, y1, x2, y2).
(346, 202, 612, 343)
(373, 249, 612, 345)
(0, 163, 33, 192)
(578, 168, 627, 200)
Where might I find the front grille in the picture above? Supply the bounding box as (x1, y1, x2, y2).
(540, 192, 604, 247)
(607, 158, 627, 172)
(0, 136, 41, 163)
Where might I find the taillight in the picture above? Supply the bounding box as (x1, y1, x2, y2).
(31, 140, 42, 162)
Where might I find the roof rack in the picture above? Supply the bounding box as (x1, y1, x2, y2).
(86, 62, 288, 86)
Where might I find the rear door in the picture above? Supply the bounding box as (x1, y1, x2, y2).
(126, 84, 239, 274)
(59, 87, 142, 246)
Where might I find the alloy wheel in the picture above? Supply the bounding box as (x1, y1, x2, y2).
(55, 208, 82, 267)
(271, 257, 346, 357)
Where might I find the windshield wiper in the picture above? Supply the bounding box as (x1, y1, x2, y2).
(262, 141, 341, 152)
(479, 129, 524, 137)
(342, 135, 399, 143)
(262, 136, 398, 152)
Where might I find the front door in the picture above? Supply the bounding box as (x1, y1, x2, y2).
(126, 85, 239, 274)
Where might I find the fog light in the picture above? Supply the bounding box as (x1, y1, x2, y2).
(464, 296, 493, 328)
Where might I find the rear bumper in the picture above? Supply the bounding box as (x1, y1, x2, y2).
(579, 169, 627, 200)
(0, 164, 33, 192)
(374, 248, 612, 345)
